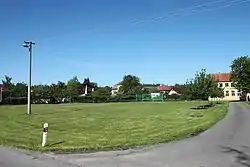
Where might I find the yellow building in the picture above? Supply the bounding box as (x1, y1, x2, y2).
(211, 73, 241, 101)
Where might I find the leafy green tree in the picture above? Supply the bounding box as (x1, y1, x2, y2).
(2, 75, 14, 91)
(32, 82, 67, 103)
(91, 82, 98, 90)
(142, 83, 159, 87)
(187, 69, 223, 100)
(67, 76, 82, 101)
(42, 85, 52, 99)
(91, 86, 111, 102)
(231, 56, 250, 94)
(56, 81, 67, 98)
(210, 86, 224, 99)
(0, 75, 101, 104)
(50, 84, 58, 97)
(2, 75, 15, 100)
(50, 82, 67, 99)
(120, 75, 143, 95)
(14, 82, 27, 97)
(31, 84, 50, 102)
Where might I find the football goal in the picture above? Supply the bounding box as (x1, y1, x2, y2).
(136, 93, 164, 102)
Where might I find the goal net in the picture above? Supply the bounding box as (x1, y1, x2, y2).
(136, 93, 164, 102)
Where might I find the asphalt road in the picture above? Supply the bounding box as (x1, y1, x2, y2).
(1, 102, 250, 167)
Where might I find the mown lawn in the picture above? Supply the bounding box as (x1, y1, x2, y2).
(0, 101, 228, 152)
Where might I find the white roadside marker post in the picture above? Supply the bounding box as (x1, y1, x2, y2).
(42, 123, 49, 147)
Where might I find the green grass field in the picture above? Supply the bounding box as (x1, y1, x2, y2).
(0, 101, 228, 152)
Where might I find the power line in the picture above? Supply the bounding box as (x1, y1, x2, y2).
(39, 0, 250, 42)
(181, 0, 250, 16)
(132, 0, 231, 23)
(132, 0, 250, 23)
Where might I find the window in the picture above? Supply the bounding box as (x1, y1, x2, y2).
(231, 91, 235, 96)
(238, 92, 242, 96)
(219, 83, 223, 87)
(231, 83, 235, 87)
(225, 91, 229, 96)
(225, 83, 229, 87)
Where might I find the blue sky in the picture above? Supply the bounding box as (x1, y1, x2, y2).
(1, 0, 249, 86)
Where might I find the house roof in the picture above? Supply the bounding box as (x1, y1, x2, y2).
(156, 85, 172, 91)
(172, 87, 185, 94)
(211, 73, 231, 82)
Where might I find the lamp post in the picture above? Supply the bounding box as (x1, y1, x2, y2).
(23, 41, 35, 115)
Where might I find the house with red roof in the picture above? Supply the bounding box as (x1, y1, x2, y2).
(156, 84, 182, 95)
(210, 73, 241, 101)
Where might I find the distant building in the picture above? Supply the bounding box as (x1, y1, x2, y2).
(111, 82, 122, 96)
(211, 73, 241, 101)
(79, 78, 96, 97)
(156, 84, 182, 95)
(0, 84, 3, 91)
(110, 82, 184, 96)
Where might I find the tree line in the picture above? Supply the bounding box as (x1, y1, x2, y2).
(230, 55, 250, 100)
(1, 55, 249, 104)
(0, 72, 221, 104)
(0, 76, 101, 104)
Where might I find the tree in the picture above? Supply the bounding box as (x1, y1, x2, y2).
(2, 75, 14, 91)
(91, 82, 98, 90)
(0, 75, 101, 104)
(67, 76, 82, 102)
(31, 84, 50, 103)
(49, 82, 67, 100)
(2, 75, 15, 101)
(91, 86, 111, 102)
(187, 69, 223, 100)
(142, 83, 159, 87)
(31, 82, 67, 104)
(14, 82, 27, 97)
(231, 56, 250, 94)
(120, 75, 143, 95)
(56, 81, 67, 99)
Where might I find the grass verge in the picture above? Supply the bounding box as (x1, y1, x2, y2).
(0, 101, 228, 153)
(243, 101, 250, 107)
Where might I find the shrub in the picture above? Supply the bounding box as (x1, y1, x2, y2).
(2, 97, 27, 105)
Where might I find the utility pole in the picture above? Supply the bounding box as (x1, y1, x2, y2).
(23, 41, 35, 115)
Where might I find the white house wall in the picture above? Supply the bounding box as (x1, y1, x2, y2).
(168, 89, 179, 95)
